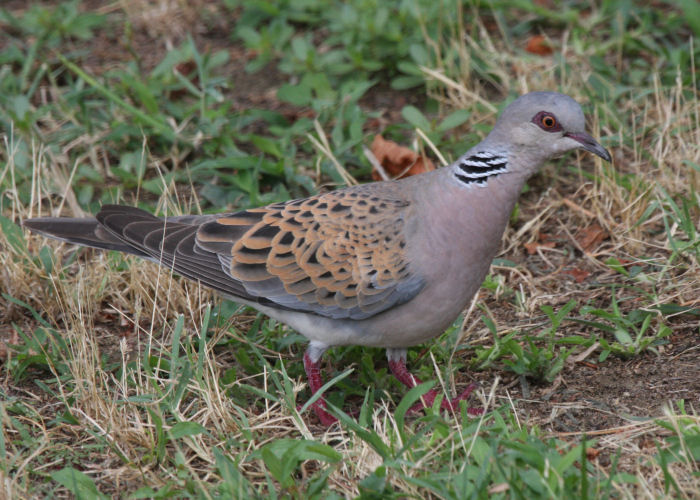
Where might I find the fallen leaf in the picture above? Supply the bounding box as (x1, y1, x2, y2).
(639, 438, 656, 449)
(525, 34, 553, 56)
(563, 268, 591, 283)
(524, 241, 556, 254)
(586, 447, 601, 460)
(365, 117, 385, 130)
(524, 232, 557, 255)
(370, 134, 435, 180)
(576, 224, 608, 253)
(577, 361, 599, 369)
(174, 60, 197, 77)
(170, 60, 199, 99)
(281, 108, 315, 121)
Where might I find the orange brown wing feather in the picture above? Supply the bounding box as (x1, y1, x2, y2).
(196, 185, 424, 319)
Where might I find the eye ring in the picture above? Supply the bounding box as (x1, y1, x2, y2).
(542, 115, 556, 128)
(532, 111, 562, 132)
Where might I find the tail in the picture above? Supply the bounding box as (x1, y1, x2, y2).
(22, 214, 150, 258)
(21, 204, 199, 259)
(22, 205, 255, 300)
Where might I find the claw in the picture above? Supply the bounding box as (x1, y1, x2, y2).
(389, 359, 483, 416)
(300, 347, 482, 426)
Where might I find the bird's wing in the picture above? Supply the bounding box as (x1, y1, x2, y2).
(194, 185, 425, 319)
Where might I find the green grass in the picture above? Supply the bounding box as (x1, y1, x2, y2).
(1, 0, 699, 498)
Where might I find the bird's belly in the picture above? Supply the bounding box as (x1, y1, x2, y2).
(259, 258, 490, 349)
(357, 267, 488, 347)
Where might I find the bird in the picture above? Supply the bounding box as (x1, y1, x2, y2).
(22, 91, 611, 426)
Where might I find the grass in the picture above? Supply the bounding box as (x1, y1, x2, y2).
(1, 0, 699, 498)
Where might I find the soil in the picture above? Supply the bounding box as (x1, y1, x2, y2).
(466, 192, 700, 441)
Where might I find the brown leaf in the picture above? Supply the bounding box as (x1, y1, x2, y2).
(524, 232, 557, 255)
(563, 268, 591, 283)
(174, 60, 197, 77)
(577, 360, 599, 369)
(525, 35, 553, 56)
(170, 60, 199, 99)
(586, 447, 601, 460)
(576, 224, 608, 253)
(365, 117, 384, 130)
(524, 241, 556, 255)
(370, 135, 435, 180)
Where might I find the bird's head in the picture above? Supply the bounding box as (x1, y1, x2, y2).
(489, 91, 611, 165)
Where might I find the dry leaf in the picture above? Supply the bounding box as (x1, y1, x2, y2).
(170, 60, 199, 99)
(525, 35, 553, 56)
(370, 134, 435, 180)
(524, 232, 557, 255)
(576, 224, 608, 253)
(563, 268, 591, 283)
(524, 241, 555, 254)
(577, 361, 598, 369)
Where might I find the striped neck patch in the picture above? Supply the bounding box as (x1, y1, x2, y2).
(454, 151, 508, 186)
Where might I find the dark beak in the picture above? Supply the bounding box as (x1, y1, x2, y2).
(565, 132, 611, 162)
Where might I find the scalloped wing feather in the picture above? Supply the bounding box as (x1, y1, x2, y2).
(196, 184, 425, 319)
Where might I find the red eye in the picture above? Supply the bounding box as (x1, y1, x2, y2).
(532, 111, 561, 132)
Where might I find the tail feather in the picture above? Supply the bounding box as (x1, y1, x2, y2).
(21, 217, 150, 258)
(21, 206, 257, 301)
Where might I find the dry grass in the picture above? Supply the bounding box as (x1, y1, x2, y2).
(1, 1, 699, 498)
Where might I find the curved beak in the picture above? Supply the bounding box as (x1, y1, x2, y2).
(565, 132, 611, 162)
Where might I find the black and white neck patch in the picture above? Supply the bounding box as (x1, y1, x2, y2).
(453, 151, 508, 186)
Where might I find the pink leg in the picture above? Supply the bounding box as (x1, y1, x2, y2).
(388, 357, 483, 416)
(303, 350, 337, 426)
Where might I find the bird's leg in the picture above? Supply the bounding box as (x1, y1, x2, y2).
(386, 348, 483, 416)
(302, 342, 337, 426)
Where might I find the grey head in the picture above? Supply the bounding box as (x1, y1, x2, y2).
(482, 91, 611, 168)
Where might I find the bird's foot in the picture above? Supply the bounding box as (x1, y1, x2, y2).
(302, 349, 338, 427)
(309, 400, 338, 427)
(388, 359, 483, 417)
(408, 383, 484, 416)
